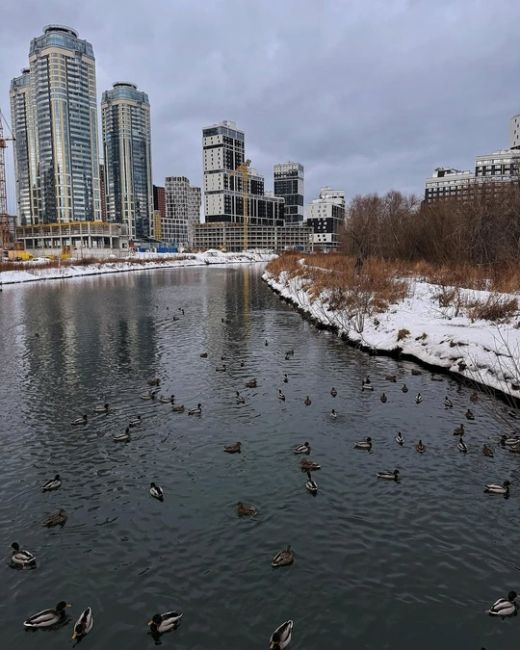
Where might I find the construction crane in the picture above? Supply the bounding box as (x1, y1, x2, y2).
(229, 159, 251, 251)
(0, 109, 15, 255)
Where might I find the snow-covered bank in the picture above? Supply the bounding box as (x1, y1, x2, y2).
(0, 250, 276, 285)
(264, 269, 520, 400)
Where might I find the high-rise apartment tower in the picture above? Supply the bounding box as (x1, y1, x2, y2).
(274, 162, 304, 224)
(163, 176, 201, 248)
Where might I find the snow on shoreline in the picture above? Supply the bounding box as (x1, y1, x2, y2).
(0, 251, 275, 286)
(264, 270, 520, 400)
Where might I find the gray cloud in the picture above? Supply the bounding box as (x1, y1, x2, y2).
(2, 0, 520, 213)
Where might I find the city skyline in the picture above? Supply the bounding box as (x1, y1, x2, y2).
(2, 1, 520, 215)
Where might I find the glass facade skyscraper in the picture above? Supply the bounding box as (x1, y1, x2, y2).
(101, 82, 153, 240)
(274, 162, 304, 224)
(10, 25, 101, 224)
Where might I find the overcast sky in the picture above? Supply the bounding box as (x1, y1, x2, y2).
(2, 0, 520, 213)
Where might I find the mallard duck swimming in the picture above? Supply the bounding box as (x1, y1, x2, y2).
(395, 432, 404, 446)
(224, 442, 241, 454)
(113, 427, 130, 443)
(293, 442, 311, 455)
(470, 391, 479, 403)
(216, 365, 227, 372)
(140, 391, 156, 401)
(361, 378, 373, 391)
(159, 394, 175, 404)
(385, 375, 397, 383)
(172, 404, 185, 413)
(458, 437, 468, 453)
(200, 352, 208, 358)
(401, 384, 408, 393)
(485, 480, 510, 496)
(245, 379, 257, 388)
(94, 403, 109, 413)
(300, 459, 320, 471)
(42, 474, 61, 492)
(270, 620, 293, 649)
(42, 509, 67, 528)
(71, 414, 88, 426)
(330, 387, 337, 397)
(10, 542, 36, 568)
(278, 390, 286, 401)
(465, 409, 475, 420)
(305, 471, 318, 494)
(482, 444, 494, 458)
(415, 393, 423, 404)
(148, 611, 183, 639)
(330, 409, 337, 419)
(304, 396, 311, 406)
(265, 339, 269, 347)
(380, 392, 387, 403)
(236, 391, 245, 404)
(500, 435, 520, 447)
(24, 601, 70, 628)
(272, 545, 294, 567)
(377, 469, 399, 481)
(283, 374, 288, 384)
(147, 378, 160, 387)
(188, 403, 202, 416)
(487, 591, 518, 617)
(354, 437, 372, 451)
(453, 424, 465, 436)
(72, 607, 93, 641)
(128, 415, 141, 427)
(236, 501, 257, 516)
(444, 396, 453, 408)
(416, 440, 426, 453)
(150, 482, 164, 501)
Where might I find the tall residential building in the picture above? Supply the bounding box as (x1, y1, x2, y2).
(10, 25, 101, 224)
(153, 185, 165, 218)
(511, 114, 520, 149)
(274, 162, 304, 224)
(99, 162, 107, 220)
(306, 187, 346, 250)
(163, 177, 201, 248)
(202, 120, 283, 227)
(101, 82, 153, 240)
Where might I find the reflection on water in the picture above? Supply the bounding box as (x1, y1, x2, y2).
(0, 265, 519, 650)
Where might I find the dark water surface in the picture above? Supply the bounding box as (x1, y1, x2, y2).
(1, 265, 519, 650)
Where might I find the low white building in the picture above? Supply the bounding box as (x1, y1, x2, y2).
(305, 187, 345, 250)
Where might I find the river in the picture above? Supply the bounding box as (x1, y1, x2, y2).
(0, 265, 518, 649)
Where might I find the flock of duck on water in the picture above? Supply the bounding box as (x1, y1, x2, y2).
(9, 337, 520, 647)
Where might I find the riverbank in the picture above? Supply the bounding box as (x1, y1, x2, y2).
(264, 264, 520, 401)
(0, 250, 275, 285)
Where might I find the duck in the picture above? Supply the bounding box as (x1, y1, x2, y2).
(42, 509, 67, 528)
(415, 393, 423, 404)
(150, 482, 164, 501)
(330, 387, 337, 397)
(42, 474, 61, 492)
(140, 391, 156, 401)
(509, 444, 520, 454)
(285, 353, 291, 361)
(224, 442, 241, 454)
(200, 352, 208, 358)
(458, 437, 468, 453)
(94, 403, 109, 413)
(128, 415, 142, 427)
(377, 469, 400, 481)
(485, 480, 510, 495)
(354, 437, 372, 451)
(380, 392, 388, 403)
(113, 427, 130, 443)
(470, 391, 479, 403)
(444, 396, 453, 408)
(270, 620, 293, 650)
(271, 545, 294, 567)
(72, 607, 93, 642)
(159, 394, 175, 404)
(411, 368, 422, 376)
(283, 374, 288, 384)
(236, 501, 257, 516)
(293, 442, 311, 455)
(416, 440, 426, 453)
(148, 611, 183, 639)
(300, 459, 320, 471)
(465, 409, 475, 421)
(286, 349, 295, 357)
(71, 414, 88, 426)
(401, 384, 409, 393)
(245, 379, 257, 388)
(278, 389, 286, 401)
(24, 601, 71, 629)
(188, 403, 202, 416)
(361, 378, 374, 391)
(305, 471, 318, 494)
(172, 404, 185, 413)
(330, 409, 337, 419)
(453, 424, 465, 436)
(385, 374, 397, 383)
(482, 444, 494, 458)
(265, 339, 268, 347)
(395, 432, 404, 446)
(236, 391, 246, 404)
(304, 396, 311, 406)
(500, 435, 520, 447)
(487, 591, 518, 618)
(147, 378, 160, 387)
(10, 542, 36, 569)
(216, 365, 227, 372)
